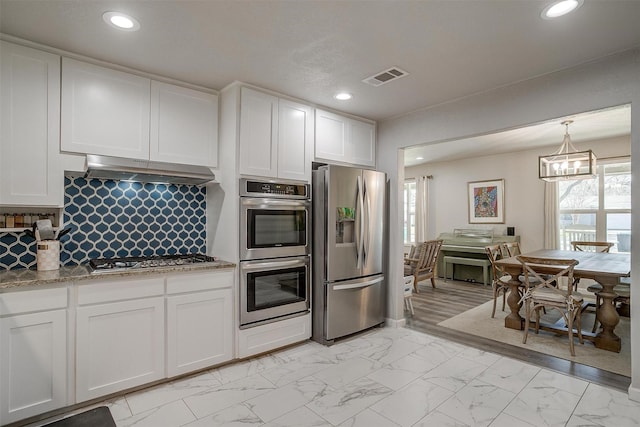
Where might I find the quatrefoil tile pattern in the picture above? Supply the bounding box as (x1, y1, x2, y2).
(0, 177, 207, 270)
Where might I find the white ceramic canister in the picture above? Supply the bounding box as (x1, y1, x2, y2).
(37, 240, 60, 271)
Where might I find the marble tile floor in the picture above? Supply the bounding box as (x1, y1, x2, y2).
(30, 327, 640, 427)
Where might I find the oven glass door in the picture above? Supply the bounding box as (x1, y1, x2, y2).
(241, 198, 310, 260)
(240, 256, 310, 326)
(249, 209, 306, 248)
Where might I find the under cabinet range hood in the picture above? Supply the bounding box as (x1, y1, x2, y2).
(84, 155, 216, 185)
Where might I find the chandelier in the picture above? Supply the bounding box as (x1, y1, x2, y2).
(539, 120, 597, 182)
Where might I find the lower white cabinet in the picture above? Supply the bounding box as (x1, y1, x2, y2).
(167, 288, 233, 376)
(75, 278, 165, 403)
(166, 270, 234, 377)
(238, 313, 311, 358)
(0, 287, 68, 425)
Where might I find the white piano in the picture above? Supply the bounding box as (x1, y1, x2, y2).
(436, 228, 519, 283)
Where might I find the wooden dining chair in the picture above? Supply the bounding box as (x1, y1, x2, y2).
(403, 239, 443, 292)
(485, 244, 511, 318)
(570, 241, 614, 253)
(517, 255, 583, 356)
(501, 241, 521, 258)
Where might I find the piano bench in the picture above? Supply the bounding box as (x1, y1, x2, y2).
(443, 256, 491, 286)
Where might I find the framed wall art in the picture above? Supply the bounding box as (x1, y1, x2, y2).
(468, 179, 504, 224)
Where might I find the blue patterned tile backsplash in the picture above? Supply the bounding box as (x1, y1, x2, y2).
(1, 177, 207, 270)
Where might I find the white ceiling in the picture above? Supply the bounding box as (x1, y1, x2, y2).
(1, 1, 637, 167)
(403, 104, 632, 167)
(1, 0, 640, 123)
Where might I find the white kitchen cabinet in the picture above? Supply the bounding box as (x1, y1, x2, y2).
(0, 287, 68, 425)
(237, 313, 311, 358)
(61, 57, 151, 160)
(166, 270, 234, 377)
(315, 109, 376, 167)
(0, 41, 63, 206)
(239, 87, 313, 181)
(75, 277, 165, 402)
(150, 81, 219, 167)
(277, 99, 314, 181)
(61, 58, 220, 167)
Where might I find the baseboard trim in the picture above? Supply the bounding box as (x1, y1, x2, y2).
(629, 383, 640, 402)
(385, 317, 406, 328)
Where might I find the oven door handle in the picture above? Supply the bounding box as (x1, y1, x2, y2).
(332, 276, 384, 291)
(242, 259, 307, 271)
(241, 198, 309, 208)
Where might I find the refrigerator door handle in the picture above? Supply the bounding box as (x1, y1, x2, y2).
(332, 276, 384, 291)
(355, 175, 364, 269)
(363, 181, 371, 265)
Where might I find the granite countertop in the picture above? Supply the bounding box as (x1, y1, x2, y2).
(0, 260, 236, 291)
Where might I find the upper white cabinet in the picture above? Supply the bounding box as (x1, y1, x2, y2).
(61, 58, 219, 167)
(0, 41, 63, 206)
(150, 81, 218, 167)
(61, 57, 151, 160)
(239, 87, 313, 181)
(315, 109, 376, 167)
(0, 287, 68, 425)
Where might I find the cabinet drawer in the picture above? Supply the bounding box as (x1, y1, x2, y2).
(0, 287, 67, 316)
(77, 276, 164, 305)
(166, 269, 233, 294)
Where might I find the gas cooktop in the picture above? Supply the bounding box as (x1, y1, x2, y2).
(90, 254, 217, 274)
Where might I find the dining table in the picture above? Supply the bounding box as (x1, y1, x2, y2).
(495, 249, 631, 353)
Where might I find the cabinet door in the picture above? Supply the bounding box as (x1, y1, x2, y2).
(239, 87, 278, 177)
(0, 42, 63, 206)
(166, 288, 233, 377)
(314, 109, 347, 163)
(277, 99, 313, 181)
(0, 310, 67, 425)
(150, 81, 218, 167)
(76, 297, 164, 402)
(349, 119, 376, 167)
(61, 58, 151, 159)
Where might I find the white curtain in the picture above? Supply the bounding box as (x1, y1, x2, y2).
(415, 176, 429, 242)
(543, 181, 558, 249)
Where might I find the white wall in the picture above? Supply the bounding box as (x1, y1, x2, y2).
(405, 136, 631, 252)
(377, 47, 640, 400)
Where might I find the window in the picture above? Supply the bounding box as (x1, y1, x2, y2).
(403, 180, 416, 244)
(558, 158, 631, 252)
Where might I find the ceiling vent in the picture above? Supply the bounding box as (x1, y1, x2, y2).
(362, 67, 409, 87)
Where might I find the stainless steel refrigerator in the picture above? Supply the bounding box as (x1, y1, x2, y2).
(312, 164, 386, 345)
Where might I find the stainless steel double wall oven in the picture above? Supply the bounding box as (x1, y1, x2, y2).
(239, 178, 311, 328)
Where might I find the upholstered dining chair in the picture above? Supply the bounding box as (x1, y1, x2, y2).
(485, 244, 510, 318)
(517, 255, 583, 356)
(403, 239, 443, 292)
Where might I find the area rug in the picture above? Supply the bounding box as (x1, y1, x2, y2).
(438, 300, 631, 377)
(43, 406, 115, 427)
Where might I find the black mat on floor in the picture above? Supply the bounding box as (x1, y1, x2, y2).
(43, 406, 115, 427)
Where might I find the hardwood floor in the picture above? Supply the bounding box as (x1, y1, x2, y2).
(404, 278, 631, 392)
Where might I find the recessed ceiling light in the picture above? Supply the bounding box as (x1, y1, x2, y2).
(334, 92, 352, 101)
(416, 156, 424, 160)
(103, 11, 140, 31)
(541, 0, 583, 19)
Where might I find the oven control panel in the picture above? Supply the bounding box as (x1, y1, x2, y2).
(241, 179, 309, 199)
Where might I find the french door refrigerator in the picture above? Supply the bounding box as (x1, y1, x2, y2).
(312, 164, 386, 345)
